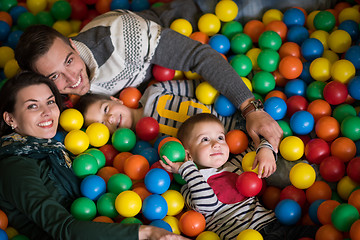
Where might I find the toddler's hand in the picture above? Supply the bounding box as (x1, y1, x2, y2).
(159, 155, 184, 174)
(253, 148, 276, 178)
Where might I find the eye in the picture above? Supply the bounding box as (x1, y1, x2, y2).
(47, 99, 56, 105)
(201, 137, 210, 142)
(27, 104, 38, 110)
(66, 58, 73, 66)
(104, 105, 109, 114)
(218, 135, 225, 141)
(50, 74, 59, 81)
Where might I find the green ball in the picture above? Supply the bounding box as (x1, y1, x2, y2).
(252, 71, 275, 95)
(313, 11, 336, 32)
(36, 11, 54, 27)
(221, 21, 243, 40)
(332, 104, 357, 125)
(121, 217, 143, 224)
(341, 116, 360, 141)
(230, 54, 253, 77)
(257, 49, 280, 72)
(17, 12, 37, 30)
(72, 153, 99, 178)
(173, 173, 186, 185)
(71, 197, 97, 221)
(0, 0, 17, 12)
(331, 203, 359, 232)
(230, 32, 253, 54)
(107, 173, 132, 195)
(50, 0, 72, 20)
(85, 148, 106, 169)
(306, 81, 326, 101)
(277, 120, 293, 138)
(97, 192, 119, 218)
(111, 128, 136, 152)
(160, 141, 185, 164)
(258, 30, 282, 51)
(253, 93, 264, 102)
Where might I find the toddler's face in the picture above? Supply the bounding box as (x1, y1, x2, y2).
(186, 121, 229, 169)
(84, 98, 133, 134)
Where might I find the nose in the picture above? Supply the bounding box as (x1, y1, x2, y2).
(40, 104, 51, 116)
(107, 114, 115, 125)
(212, 140, 221, 148)
(63, 69, 78, 84)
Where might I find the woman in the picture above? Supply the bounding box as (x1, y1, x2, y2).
(0, 71, 188, 240)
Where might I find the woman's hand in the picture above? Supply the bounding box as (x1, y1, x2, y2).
(139, 225, 190, 240)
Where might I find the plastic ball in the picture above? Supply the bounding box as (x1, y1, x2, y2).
(209, 34, 230, 55)
(53, 20, 72, 37)
(261, 186, 281, 210)
(332, 203, 360, 232)
(258, 30, 282, 51)
(328, 30, 352, 53)
(119, 87, 142, 109)
(304, 138, 330, 165)
(162, 190, 185, 216)
(350, 219, 360, 240)
(111, 128, 136, 152)
(306, 181, 332, 204)
(72, 153, 98, 178)
(150, 219, 172, 232)
(262, 9, 283, 25)
(0, 46, 14, 69)
(195, 81, 219, 105)
(17, 12, 36, 30)
(331, 59, 355, 84)
(277, 120, 293, 138)
(317, 200, 341, 225)
(236, 171, 263, 197)
(221, 21, 243, 40)
(309, 57, 331, 82)
(179, 210, 206, 237)
(307, 99, 331, 122)
(286, 95, 308, 118)
(92, 216, 114, 223)
(59, 108, 84, 132)
(214, 0, 238, 22)
(152, 64, 175, 82)
(323, 81, 348, 105)
(35, 11, 55, 27)
(275, 199, 302, 225)
(157, 136, 181, 153)
(97, 192, 118, 218)
(9, 5, 27, 25)
(64, 130, 89, 155)
(243, 20, 265, 43)
(135, 117, 159, 141)
(240, 151, 258, 173)
(0, 209, 8, 230)
(163, 216, 181, 235)
(338, 20, 359, 41)
(290, 111, 314, 135)
(301, 38, 324, 61)
(279, 185, 306, 208)
(115, 190, 142, 217)
(315, 116, 340, 142)
(289, 163, 316, 189)
(131, 140, 152, 155)
(319, 156, 346, 182)
(159, 141, 185, 164)
(144, 168, 170, 194)
(278, 42, 300, 59)
(80, 175, 106, 200)
(142, 194, 168, 221)
(341, 116, 360, 141)
(198, 13, 221, 36)
(71, 197, 97, 221)
(190, 31, 210, 44)
(264, 97, 287, 120)
(4, 59, 20, 79)
(140, 147, 159, 166)
(230, 54, 253, 77)
(214, 94, 236, 117)
(348, 76, 360, 100)
(70, 0, 88, 20)
(315, 224, 343, 240)
(347, 157, 360, 183)
(306, 81, 326, 102)
(225, 129, 248, 155)
(348, 189, 360, 215)
(314, 11, 336, 32)
(337, 176, 358, 200)
(237, 229, 263, 240)
(284, 79, 306, 98)
(196, 231, 220, 240)
(286, 25, 309, 45)
(265, 20, 287, 42)
(230, 33, 253, 54)
(85, 123, 110, 147)
(310, 30, 329, 50)
(345, 46, 360, 70)
(278, 56, 303, 80)
(251, 71, 275, 95)
(308, 199, 326, 224)
(50, 0, 72, 20)
(123, 154, 149, 180)
(0, 229, 7, 240)
(279, 136, 304, 161)
(331, 137, 356, 163)
(283, 8, 305, 28)
(257, 49, 280, 72)
(338, 7, 360, 23)
(107, 173, 132, 195)
(99, 144, 119, 166)
(27, 0, 47, 14)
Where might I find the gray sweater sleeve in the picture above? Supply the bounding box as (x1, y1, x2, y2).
(150, 28, 254, 109)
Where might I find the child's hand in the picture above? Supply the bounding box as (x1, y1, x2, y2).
(253, 148, 276, 178)
(159, 155, 184, 174)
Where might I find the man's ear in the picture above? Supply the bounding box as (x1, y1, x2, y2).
(69, 39, 80, 54)
(110, 96, 124, 104)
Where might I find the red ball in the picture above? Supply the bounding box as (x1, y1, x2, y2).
(319, 156, 345, 182)
(236, 171, 263, 197)
(286, 95, 308, 117)
(346, 157, 360, 183)
(99, 144, 119, 166)
(179, 210, 206, 237)
(304, 138, 330, 164)
(81, 0, 98, 5)
(70, 0, 88, 20)
(323, 81, 348, 105)
(152, 64, 175, 82)
(135, 117, 160, 141)
(261, 186, 281, 210)
(279, 185, 306, 208)
(119, 87, 142, 109)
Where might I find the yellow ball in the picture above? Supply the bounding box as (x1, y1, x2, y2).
(262, 9, 283, 25)
(196, 231, 221, 240)
(309, 57, 331, 82)
(85, 123, 110, 148)
(170, 18, 193, 37)
(27, 0, 47, 14)
(69, 19, 82, 34)
(322, 49, 339, 64)
(330, 59, 356, 84)
(241, 77, 253, 92)
(337, 176, 358, 200)
(198, 13, 221, 36)
(161, 190, 185, 216)
(64, 129, 89, 155)
(246, 47, 261, 71)
(215, 0, 238, 22)
(289, 163, 316, 189)
(4, 59, 19, 79)
(338, 7, 360, 24)
(53, 20, 72, 37)
(184, 70, 202, 80)
(310, 30, 329, 50)
(242, 151, 258, 173)
(163, 216, 181, 234)
(237, 229, 263, 240)
(279, 136, 304, 161)
(115, 190, 142, 218)
(306, 10, 320, 31)
(328, 30, 352, 54)
(195, 81, 219, 105)
(0, 46, 14, 68)
(173, 70, 184, 80)
(60, 108, 84, 132)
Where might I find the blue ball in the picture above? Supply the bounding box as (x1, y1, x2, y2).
(338, 20, 359, 41)
(80, 175, 106, 200)
(153, 135, 169, 152)
(150, 219, 173, 232)
(214, 94, 236, 117)
(308, 199, 326, 225)
(6, 30, 23, 50)
(283, 8, 305, 28)
(9, 5, 28, 24)
(110, 0, 130, 10)
(142, 194, 168, 221)
(299, 61, 313, 84)
(0, 21, 11, 42)
(140, 147, 159, 166)
(275, 199, 302, 225)
(0, 229, 8, 240)
(345, 45, 360, 70)
(348, 76, 360, 100)
(284, 79, 307, 98)
(355, 140, 360, 157)
(264, 97, 287, 120)
(290, 110, 314, 135)
(131, 140, 152, 155)
(144, 168, 171, 194)
(287, 26, 309, 45)
(53, 130, 66, 143)
(209, 34, 231, 55)
(301, 38, 324, 61)
(130, 0, 150, 11)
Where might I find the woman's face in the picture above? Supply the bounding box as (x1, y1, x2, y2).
(4, 84, 60, 139)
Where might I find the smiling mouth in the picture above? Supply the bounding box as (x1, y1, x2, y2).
(210, 152, 223, 156)
(116, 115, 122, 129)
(38, 120, 53, 127)
(70, 76, 82, 88)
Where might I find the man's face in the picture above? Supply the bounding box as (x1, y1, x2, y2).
(34, 38, 91, 96)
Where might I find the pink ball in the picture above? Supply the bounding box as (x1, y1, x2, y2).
(135, 117, 160, 141)
(319, 156, 346, 182)
(347, 157, 360, 183)
(304, 138, 330, 164)
(152, 65, 175, 82)
(323, 81, 348, 105)
(236, 171, 262, 197)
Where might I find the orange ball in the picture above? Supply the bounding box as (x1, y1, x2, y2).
(113, 152, 133, 173)
(0, 11, 12, 27)
(97, 166, 119, 184)
(305, 181, 332, 204)
(272, 70, 288, 87)
(119, 87, 142, 109)
(278, 42, 301, 59)
(123, 155, 150, 180)
(158, 137, 182, 154)
(189, 31, 209, 44)
(243, 20, 265, 43)
(133, 185, 152, 202)
(225, 129, 249, 154)
(330, 137, 356, 163)
(348, 189, 360, 215)
(265, 90, 287, 102)
(179, 210, 206, 237)
(264, 20, 287, 41)
(307, 99, 332, 122)
(315, 116, 340, 142)
(0, 209, 8, 230)
(92, 215, 114, 223)
(278, 56, 303, 79)
(317, 200, 340, 225)
(315, 224, 343, 240)
(350, 219, 360, 240)
(261, 186, 281, 210)
(95, 0, 111, 14)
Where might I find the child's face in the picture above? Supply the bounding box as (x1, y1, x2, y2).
(84, 98, 134, 134)
(186, 121, 229, 169)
